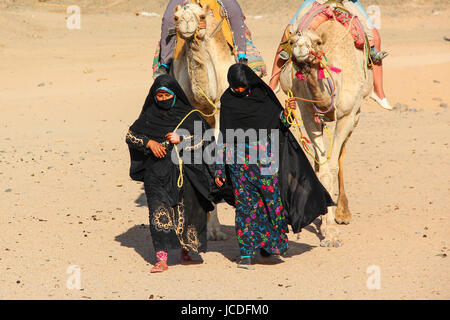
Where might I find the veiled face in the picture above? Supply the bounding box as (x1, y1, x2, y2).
(174, 3, 208, 40)
(232, 86, 248, 93)
(155, 91, 174, 101)
(289, 30, 323, 63)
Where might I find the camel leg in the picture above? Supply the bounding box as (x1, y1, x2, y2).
(298, 102, 341, 247)
(328, 110, 360, 226)
(207, 205, 228, 241)
(334, 139, 351, 225)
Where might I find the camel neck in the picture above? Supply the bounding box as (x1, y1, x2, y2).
(304, 64, 335, 111)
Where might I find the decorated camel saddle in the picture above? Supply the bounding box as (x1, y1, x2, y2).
(153, 0, 266, 76)
(294, 0, 368, 50)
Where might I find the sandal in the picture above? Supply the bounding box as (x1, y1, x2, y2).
(180, 249, 203, 265)
(151, 261, 168, 273)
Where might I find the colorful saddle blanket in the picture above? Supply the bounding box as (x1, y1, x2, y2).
(296, 1, 367, 50)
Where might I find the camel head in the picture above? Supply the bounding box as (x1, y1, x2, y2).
(174, 1, 210, 41)
(286, 29, 325, 65)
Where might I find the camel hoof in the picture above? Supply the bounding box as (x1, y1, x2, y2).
(335, 209, 352, 225)
(335, 217, 351, 225)
(320, 238, 342, 247)
(319, 225, 341, 247)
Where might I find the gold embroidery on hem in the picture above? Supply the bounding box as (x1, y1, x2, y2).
(151, 207, 173, 233)
(171, 200, 200, 253)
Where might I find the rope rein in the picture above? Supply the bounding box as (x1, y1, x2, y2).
(285, 94, 334, 166)
(173, 87, 218, 188)
(281, 49, 338, 166)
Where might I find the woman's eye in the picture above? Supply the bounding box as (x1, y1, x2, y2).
(199, 15, 205, 20)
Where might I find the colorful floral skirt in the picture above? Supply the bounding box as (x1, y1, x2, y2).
(228, 163, 289, 257)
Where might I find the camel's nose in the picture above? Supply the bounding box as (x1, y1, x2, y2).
(293, 38, 311, 61)
(179, 12, 198, 35)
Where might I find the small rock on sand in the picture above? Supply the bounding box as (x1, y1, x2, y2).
(394, 103, 409, 112)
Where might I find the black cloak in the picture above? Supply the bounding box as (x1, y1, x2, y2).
(220, 63, 334, 233)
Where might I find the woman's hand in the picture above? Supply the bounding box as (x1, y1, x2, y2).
(284, 98, 296, 116)
(165, 132, 181, 144)
(215, 177, 225, 188)
(147, 140, 167, 158)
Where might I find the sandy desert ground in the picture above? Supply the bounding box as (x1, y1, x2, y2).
(0, 0, 449, 300)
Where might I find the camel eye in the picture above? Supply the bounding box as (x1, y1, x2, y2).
(174, 16, 179, 21)
(316, 40, 322, 45)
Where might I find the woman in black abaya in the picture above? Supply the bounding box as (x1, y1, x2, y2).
(215, 63, 334, 270)
(126, 75, 217, 273)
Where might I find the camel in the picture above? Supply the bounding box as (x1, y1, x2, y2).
(279, 20, 373, 247)
(172, 1, 235, 130)
(172, 1, 236, 241)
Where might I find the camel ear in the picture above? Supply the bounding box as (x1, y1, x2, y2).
(174, 5, 181, 14)
(284, 26, 293, 42)
(319, 31, 327, 46)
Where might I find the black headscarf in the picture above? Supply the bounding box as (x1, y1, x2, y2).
(220, 63, 283, 136)
(220, 63, 335, 232)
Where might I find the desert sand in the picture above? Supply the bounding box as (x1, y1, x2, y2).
(0, 0, 449, 300)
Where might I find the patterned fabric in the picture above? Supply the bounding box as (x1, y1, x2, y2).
(295, 1, 367, 50)
(230, 162, 289, 257)
(126, 130, 151, 154)
(145, 177, 208, 254)
(147, 196, 206, 254)
(156, 250, 168, 262)
(216, 112, 290, 257)
(152, 41, 162, 74)
(244, 27, 267, 77)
